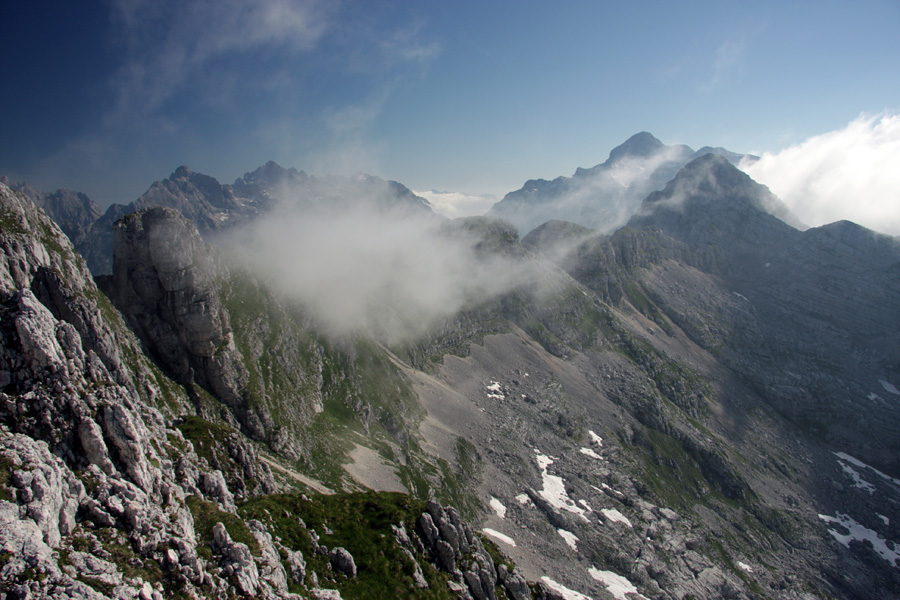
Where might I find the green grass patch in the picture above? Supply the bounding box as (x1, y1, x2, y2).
(186, 495, 260, 557)
(240, 491, 456, 599)
(0, 454, 14, 502)
(176, 416, 234, 466)
(0, 205, 28, 236)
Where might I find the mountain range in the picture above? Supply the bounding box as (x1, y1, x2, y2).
(486, 131, 801, 237)
(1, 133, 899, 600)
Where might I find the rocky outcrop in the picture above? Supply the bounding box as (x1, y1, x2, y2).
(102, 208, 252, 424)
(413, 500, 529, 600)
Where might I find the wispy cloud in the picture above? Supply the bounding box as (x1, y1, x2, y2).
(106, 0, 333, 124)
(741, 113, 900, 236)
(701, 34, 747, 92)
(378, 21, 441, 66)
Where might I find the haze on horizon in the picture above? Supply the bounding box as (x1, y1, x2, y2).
(1, 1, 899, 235)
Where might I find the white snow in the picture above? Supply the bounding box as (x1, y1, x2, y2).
(880, 380, 900, 395)
(600, 508, 633, 528)
(490, 496, 507, 519)
(819, 513, 900, 567)
(558, 528, 579, 551)
(737, 561, 754, 573)
(486, 381, 505, 399)
(835, 452, 900, 488)
(732, 291, 749, 302)
(515, 493, 532, 506)
(880, 514, 890, 526)
(534, 451, 589, 522)
(540, 577, 593, 600)
(579, 447, 602, 459)
(588, 430, 603, 447)
(588, 568, 648, 600)
(837, 460, 876, 493)
(578, 499, 593, 512)
(482, 528, 516, 547)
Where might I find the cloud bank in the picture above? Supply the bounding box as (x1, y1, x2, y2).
(225, 200, 529, 342)
(414, 190, 497, 219)
(741, 114, 900, 236)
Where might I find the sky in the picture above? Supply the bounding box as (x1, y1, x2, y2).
(1, 0, 899, 233)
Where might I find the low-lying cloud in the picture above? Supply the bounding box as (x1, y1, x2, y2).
(414, 190, 498, 219)
(491, 144, 693, 236)
(741, 114, 900, 236)
(225, 200, 529, 342)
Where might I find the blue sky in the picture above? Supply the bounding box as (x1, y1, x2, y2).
(2, 0, 899, 228)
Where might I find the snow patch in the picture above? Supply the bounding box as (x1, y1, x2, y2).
(490, 496, 507, 519)
(579, 447, 602, 459)
(835, 452, 900, 488)
(482, 528, 516, 547)
(515, 493, 532, 506)
(588, 431, 603, 447)
(880, 380, 900, 395)
(486, 381, 505, 399)
(737, 561, 754, 573)
(534, 451, 589, 522)
(880, 514, 890, 526)
(600, 508, 633, 528)
(540, 577, 593, 600)
(558, 529, 579, 551)
(819, 513, 900, 567)
(578, 499, 593, 512)
(588, 568, 648, 600)
(837, 460, 875, 493)
(732, 291, 749, 302)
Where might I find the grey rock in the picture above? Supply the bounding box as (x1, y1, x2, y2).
(503, 570, 531, 600)
(286, 549, 307, 583)
(212, 522, 261, 597)
(400, 547, 429, 589)
(436, 539, 457, 572)
(78, 417, 116, 476)
(329, 546, 357, 577)
(418, 512, 440, 548)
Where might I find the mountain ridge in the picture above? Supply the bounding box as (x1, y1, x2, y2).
(487, 132, 765, 237)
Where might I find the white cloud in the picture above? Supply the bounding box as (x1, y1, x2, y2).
(740, 114, 900, 236)
(107, 0, 332, 123)
(414, 190, 497, 219)
(703, 34, 747, 92)
(224, 199, 533, 342)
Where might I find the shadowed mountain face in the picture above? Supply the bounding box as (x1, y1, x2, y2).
(622, 154, 900, 473)
(487, 132, 763, 237)
(2, 144, 900, 600)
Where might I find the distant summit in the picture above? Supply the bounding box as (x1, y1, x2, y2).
(487, 132, 754, 236)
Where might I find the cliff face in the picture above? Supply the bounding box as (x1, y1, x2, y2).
(103, 208, 248, 414)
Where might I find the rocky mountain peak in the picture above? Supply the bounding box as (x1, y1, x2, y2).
(635, 153, 801, 232)
(606, 131, 666, 163)
(172, 165, 193, 179)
